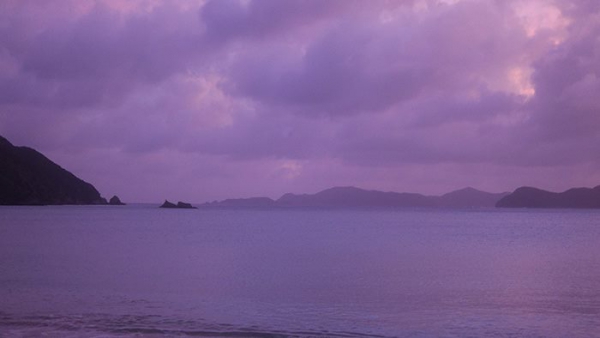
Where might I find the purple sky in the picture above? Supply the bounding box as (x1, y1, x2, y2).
(1, 0, 599, 203)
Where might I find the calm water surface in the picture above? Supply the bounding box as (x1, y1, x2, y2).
(0, 206, 599, 337)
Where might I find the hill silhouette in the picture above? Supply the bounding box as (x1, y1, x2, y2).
(496, 186, 600, 208)
(202, 186, 508, 209)
(0, 135, 106, 205)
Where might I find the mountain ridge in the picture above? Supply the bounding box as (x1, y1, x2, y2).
(496, 186, 600, 208)
(202, 186, 509, 209)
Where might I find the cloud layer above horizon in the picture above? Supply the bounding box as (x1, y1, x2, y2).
(1, 0, 599, 202)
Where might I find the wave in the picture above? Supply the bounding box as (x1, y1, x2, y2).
(0, 312, 390, 338)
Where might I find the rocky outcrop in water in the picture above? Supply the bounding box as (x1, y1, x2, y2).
(160, 200, 197, 209)
(109, 195, 125, 205)
(0, 135, 106, 205)
(160, 200, 177, 208)
(176, 201, 196, 209)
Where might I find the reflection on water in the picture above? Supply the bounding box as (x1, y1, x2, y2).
(1, 206, 599, 337)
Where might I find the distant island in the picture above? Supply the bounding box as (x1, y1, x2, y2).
(0, 135, 107, 205)
(201, 186, 510, 209)
(204, 185, 600, 210)
(160, 200, 197, 209)
(496, 186, 600, 208)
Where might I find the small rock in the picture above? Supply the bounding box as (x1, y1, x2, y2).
(109, 195, 125, 205)
(176, 201, 196, 209)
(160, 200, 177, 208)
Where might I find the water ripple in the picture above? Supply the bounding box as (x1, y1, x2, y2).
(0, 312, 391, 338)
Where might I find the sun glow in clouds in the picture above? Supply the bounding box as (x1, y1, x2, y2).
(188, 74, 238, 129)
(509, 67, 535, 98)
(514, 1, 570, 42)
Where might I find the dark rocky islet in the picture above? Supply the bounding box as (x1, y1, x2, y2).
(109, 195, 126, 205)
(160, 200, 197, 209)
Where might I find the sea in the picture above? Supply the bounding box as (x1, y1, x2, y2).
(1, 205, 599, 337)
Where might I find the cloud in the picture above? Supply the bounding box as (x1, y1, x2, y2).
(527, 27, 600, 140)
(223, 0, 532, 117)
(1, 1, 204, 110)
(199, 0, 408, 43)
(1, 0, 599, 201)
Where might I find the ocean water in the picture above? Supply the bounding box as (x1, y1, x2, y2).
(0, 205, 599, 337)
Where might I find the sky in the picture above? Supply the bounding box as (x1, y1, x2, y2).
(1, 0, 599, 203)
